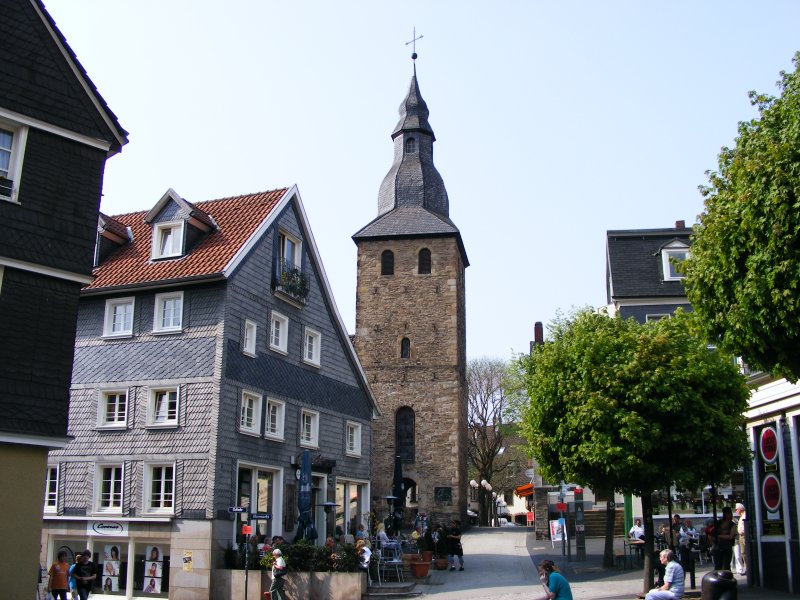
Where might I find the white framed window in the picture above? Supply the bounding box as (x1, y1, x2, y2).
(103, 297, 135, 337)
(0, 122, 28, 202)
(270, 311, 289, 354)
(147, 387, 179, 427)
(94, 463, 124, 513)
(265, 398, 285, 441)
(300, 409, 319, 448)
(144, 463, 175, 514)
(153, 291, 183, 332)
(152, 221, 184, 259)
(98, 390, 128, 428)
(303, 327, 321, 367)
(44, 465, 58, 512)
(661, 242, 690, 281)
(243, 319, 257, 357)
(278, 230, 301, 269)
(646, 313, 670, 322)
(240, 391, 262, 436)
(346, 421, 362, 457)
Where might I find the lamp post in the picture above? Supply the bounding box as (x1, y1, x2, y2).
(469, 479, 479, 525)
(480, 480, 493, 527)
(491, 492, 498, 527)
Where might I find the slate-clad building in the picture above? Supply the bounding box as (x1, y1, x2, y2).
(42, 186, 377, 599)
(605, 220, 693, 323)
(353, 65, 469, 525)
(0, 1, 127, 596)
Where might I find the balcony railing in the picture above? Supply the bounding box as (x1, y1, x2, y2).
(274, 260, 309, 305)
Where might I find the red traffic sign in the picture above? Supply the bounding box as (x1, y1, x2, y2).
(241, 524, 253, 535)
(760, 427, 779, 464)
(555, 502, 567, 512)
(762, 474, 781, 512)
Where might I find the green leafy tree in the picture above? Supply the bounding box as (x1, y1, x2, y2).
(685, 51, 800, 382)
(515, 310, 749, 592)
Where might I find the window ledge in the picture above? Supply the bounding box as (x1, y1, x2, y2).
(264, 434, 285, 442)
(141, 510, 175, 517)
(90, 510, 124, 517)
(268, 345, 288, 356)
(96, 424, 128, 431)
(102, 333, 134, 340)
(346, 451, 362, 458)
(152, 328, 183, 336)
(239, 429, 261, 438)
(145, 423, 178, 430)
(300, 441, 319, 450)
(302, 359, 321, 368)
(1, 196, 20, 206)
(242, 350, 257, 358)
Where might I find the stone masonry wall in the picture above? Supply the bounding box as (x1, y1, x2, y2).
(354, 236, 467, 526)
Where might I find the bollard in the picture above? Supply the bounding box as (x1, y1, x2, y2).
(701, 570, 737, 600)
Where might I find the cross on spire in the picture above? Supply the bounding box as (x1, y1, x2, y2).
(405, 27, 423, 60)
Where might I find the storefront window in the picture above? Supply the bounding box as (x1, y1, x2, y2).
(133, 544, 169, 597)
(98, 542, 127, 595)
(237, 466, 276, 543)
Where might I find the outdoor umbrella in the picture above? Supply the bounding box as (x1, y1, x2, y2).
(391, 455, 405, 533)
(294, 450, 317, 542)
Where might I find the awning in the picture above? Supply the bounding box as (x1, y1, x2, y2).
(514, 483, 534, 497)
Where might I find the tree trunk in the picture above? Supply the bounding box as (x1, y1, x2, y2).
(479, 488, 489, 526)
(641, 493, 656, 594)
(603, 498, 616, 568)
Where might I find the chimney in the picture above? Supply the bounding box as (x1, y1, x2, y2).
(530, 321, 545, 354)
(675, 220, 686, 229)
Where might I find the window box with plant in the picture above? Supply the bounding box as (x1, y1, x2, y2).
(274, 260, 310, 305)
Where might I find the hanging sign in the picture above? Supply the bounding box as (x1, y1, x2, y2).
(762, 474, 781, 512)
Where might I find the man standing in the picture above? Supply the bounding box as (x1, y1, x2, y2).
(72, 550, 96, 600)
(733, 503, 747, 575)
(646, 549, 685, 600)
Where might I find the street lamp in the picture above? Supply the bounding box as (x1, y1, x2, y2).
(479, 480, 493, 527)
(491, 492, 498, 527)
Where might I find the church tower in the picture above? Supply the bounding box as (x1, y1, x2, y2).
(353, 62, 469, 526)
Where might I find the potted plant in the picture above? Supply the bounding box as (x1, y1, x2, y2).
(433, 532, 449, 570)
(420, 528, 434, 563)
(410, 557, 430, 578)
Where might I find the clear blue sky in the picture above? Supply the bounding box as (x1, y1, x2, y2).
(46, 0, 800, 361)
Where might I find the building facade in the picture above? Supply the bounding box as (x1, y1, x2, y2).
(0, 1, 127, 596)
(41, 187, 377, 599)
(605, 220, 693, 323)
(352, 66, 469, 527)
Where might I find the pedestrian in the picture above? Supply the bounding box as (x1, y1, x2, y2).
(629, 517, 644, 540)
(72, 550, 96, 600)
(645, 549, 685, 600)
(536, 559, 573, 600)
(356, 539, 371, 577)
(47, 550, 71, 600)
(733, 503, 747, 575)
(711, 506, 736, 571)
(269, 548, 287, 600)
(446, 519, 464, 571)
(68, 555, 80, 600)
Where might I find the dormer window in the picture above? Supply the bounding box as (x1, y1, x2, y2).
(661, 241, 690, 281)
(405, 137, 416, 154)
(0, 122, 28, 202)
(153, 222, 184, 259)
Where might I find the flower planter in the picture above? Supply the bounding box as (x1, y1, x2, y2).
(262, 571, 366, 599)
(421, 550, 433, 563)
(434, 557, 450, 570)
(410, 561, 431, 578)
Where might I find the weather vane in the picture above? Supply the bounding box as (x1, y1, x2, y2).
(406, 27, 423, 61)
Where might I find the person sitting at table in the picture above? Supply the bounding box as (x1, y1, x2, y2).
(629, 518, 645, 540)
(376, 523, 391, 547)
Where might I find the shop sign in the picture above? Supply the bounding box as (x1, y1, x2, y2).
(760, 427, 779, 464)
(762, 474, 782, 512)
(87, 521, 128, 536)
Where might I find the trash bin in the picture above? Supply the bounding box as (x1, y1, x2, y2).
(701, 570, 737, 600)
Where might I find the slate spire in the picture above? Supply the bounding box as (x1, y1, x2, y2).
(376, 66, 450, 219)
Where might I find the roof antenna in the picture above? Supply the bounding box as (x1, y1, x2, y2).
(406, 27, 423, 61)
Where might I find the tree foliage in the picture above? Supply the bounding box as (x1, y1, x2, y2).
(684, 51, 800, 382)
(514, 310, 749, 587)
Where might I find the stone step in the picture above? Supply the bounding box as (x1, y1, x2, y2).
(363, 581, 421, 599)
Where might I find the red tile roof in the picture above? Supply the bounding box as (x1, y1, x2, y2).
(86, 188, 289, 291)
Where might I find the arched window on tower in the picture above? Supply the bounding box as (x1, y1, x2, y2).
(396, 406, 415, 462)
(405, 137, 416, 154)
(418, 248, 431, 274)
(381, 250, 394, 275)
(400, 337, 410, 359)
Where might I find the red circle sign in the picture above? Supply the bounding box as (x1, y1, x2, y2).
(762, 474, 781, 512)
(760, 427, 779, 464)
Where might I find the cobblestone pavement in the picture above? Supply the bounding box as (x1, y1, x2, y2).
(414, 527, 791, 600)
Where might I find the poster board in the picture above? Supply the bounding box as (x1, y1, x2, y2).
(549, 518, 567, 547)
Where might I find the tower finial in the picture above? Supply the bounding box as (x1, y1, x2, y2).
(405, 27, 423, 61)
